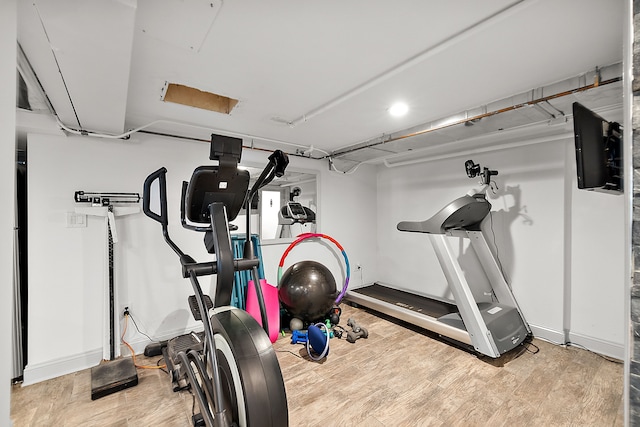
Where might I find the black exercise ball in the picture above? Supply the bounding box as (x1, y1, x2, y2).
(278, 260, 338, 322)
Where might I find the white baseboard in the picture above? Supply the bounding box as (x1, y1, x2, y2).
(529, 324, 565, 345)
(567, 331, 624, 360)
(22, 325, 203, 386)
(528, 324, 624, 360)
(22, 349, 103, 386)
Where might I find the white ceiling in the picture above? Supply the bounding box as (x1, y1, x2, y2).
(17, 0, 624, 162)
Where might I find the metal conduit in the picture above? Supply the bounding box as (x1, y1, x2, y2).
(329, 75, 622, 160)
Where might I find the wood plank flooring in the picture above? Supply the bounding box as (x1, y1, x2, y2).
(11, 303, 624, 426)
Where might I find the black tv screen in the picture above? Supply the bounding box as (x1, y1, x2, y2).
(573, 102, 622, 193)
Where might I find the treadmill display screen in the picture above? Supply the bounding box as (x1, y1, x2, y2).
(287, 202, 307, 219)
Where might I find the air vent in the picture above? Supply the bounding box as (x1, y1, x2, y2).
(161, 82, 238, 115)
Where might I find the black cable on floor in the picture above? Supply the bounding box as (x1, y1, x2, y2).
(276, 349, 303, 359)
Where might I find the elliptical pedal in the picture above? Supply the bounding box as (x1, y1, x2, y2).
(168, 333, 205, 363)
(166, 332, 205, 391)
(188, 294, 213, 321)
(192, 413, 205, 427)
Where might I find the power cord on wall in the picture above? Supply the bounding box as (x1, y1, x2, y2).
(126, 309, 157, 343)
(487, 212, 506, 280)
(564, 341, 623, 364)
(121, 311, 166, 370)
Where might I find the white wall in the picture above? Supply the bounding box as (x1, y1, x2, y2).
(24, 129, 377, 384)
(22, 112, 625, 387)
(26, 133, 211, 383)
(568, 141, 626, 355)
(375, 123, 625, 359)
(2, 0, 16, 423)
(261, 163, 378, 292)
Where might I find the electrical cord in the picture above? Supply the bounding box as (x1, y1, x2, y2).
(524, 341, 540, 355)
(332, 325, 347, 339)
(529, 337, 622, 364)
(275, 349, 303, 359)
(121, 313, 167, 370)
(328, 157, 364, 175)
(128, 312, 158, 343)
(564, 341, 623, 364)
(186, 388, 196, 418)
(488, 211, 507, 280)
(157, 358, 169, 375)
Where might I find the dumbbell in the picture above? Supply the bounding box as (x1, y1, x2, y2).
(346, 318, 368, 343)
(291, 330, 308, 344)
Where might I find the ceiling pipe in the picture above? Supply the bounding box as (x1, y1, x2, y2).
(17, 38, 329, 158)
(284, 0, 529, 127)
(330, 73, 621, 160)
(137, 129, 312, 159)
(382, 132, 572, 168)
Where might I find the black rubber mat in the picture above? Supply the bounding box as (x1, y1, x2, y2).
(354, 283, 458, 318)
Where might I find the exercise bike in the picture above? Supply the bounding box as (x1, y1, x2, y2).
(142, 134, 288, 427)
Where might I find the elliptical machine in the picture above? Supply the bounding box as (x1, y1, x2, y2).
(142, 134, 288, 427)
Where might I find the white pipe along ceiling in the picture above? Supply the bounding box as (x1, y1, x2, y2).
(15, 0, 623, 169)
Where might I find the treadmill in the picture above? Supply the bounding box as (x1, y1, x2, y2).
(276, 201, 316, 238)
(346, 161, 531, 358)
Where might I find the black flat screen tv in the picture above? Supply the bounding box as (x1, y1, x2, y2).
(573, 102, 622, 194)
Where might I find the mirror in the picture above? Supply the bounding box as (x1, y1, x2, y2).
(230, 166, 317, 243)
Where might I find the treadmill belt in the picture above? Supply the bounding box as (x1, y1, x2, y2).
(355, 283, 458, 318)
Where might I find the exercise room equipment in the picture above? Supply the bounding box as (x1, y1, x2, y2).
(276, 186, 317, 238)
(346, 160, 531, 358)
(142, 134, 288, 427)
(73, 191, 141, 399)
(10, 2, 630, 426)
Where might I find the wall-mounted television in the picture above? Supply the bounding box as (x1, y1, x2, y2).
(573, 102, 622, 194)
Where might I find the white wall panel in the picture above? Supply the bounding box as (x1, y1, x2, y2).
(24, 130, 377, 383)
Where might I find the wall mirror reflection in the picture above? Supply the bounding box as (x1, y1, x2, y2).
(231, 166, 317, 242)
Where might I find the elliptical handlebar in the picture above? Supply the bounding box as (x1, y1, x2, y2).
(270, 150, 289, 178)
(242, 149, 289, 333)
(246, 150, 289, 208)
(143, 167, 187, 258)
(142, 167, 169, 226)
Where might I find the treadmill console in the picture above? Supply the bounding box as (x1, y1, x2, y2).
(286, 202, 307, 221)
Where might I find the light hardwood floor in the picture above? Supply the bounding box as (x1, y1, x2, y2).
(11, 303, 624, 426)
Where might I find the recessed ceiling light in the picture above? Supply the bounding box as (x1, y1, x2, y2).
(389, 102, 408, 117)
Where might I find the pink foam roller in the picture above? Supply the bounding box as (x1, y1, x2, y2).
(246, 279, 280, 343)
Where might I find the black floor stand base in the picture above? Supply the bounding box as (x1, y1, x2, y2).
(90, 358, 138, 400)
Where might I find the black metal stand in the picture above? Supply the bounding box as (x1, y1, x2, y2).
(90, 357, 138, 400)
(90, 207, 138, 400)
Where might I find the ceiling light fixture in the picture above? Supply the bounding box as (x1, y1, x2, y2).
(389, 102, 409, 117)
